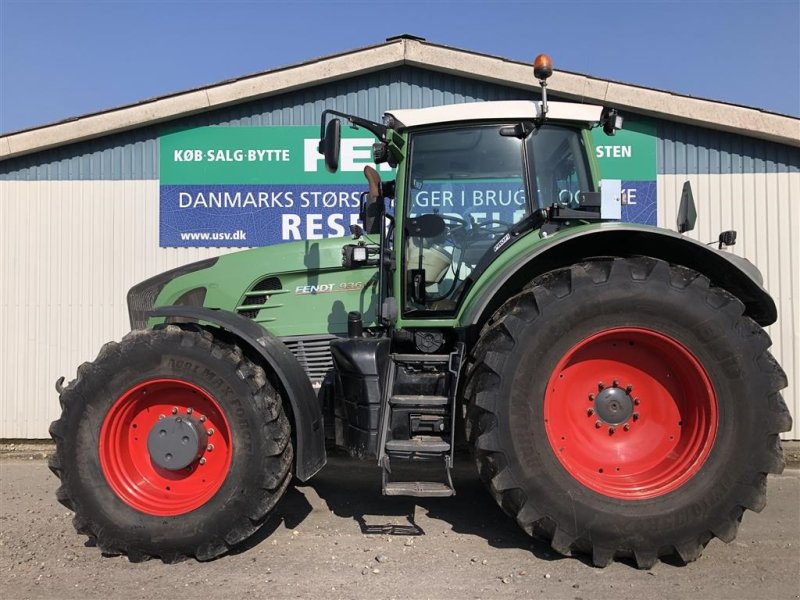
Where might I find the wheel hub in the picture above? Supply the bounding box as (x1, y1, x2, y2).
(147, 415, 207, 471)
(594, 386, 634, 425)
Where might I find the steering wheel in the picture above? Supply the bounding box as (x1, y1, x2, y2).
(438, 214, 513, 245)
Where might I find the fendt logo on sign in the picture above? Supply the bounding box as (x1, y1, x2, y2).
(302, 138, 393, 173)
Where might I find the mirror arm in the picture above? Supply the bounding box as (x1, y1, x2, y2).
(319, 109, 387, 142)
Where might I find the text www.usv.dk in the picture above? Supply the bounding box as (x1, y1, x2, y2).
(179, 230, 247, 241)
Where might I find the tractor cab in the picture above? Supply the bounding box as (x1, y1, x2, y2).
(319, 96, 622, 323)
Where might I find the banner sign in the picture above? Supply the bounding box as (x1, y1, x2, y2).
(159, 126, 392, 247)
(160, 120, 658, 247)
(591, 120, 658, 226)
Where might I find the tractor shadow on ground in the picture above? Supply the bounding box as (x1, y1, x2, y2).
(228, 485, 314, 556)
(292, 450, 591, 566)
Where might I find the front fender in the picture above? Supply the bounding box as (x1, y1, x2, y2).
(150, 306, 326, 481)
(459, 223, 777, 327)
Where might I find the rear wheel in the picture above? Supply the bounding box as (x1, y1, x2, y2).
(49, 325, 293, 562)
(465, 257, 791, 567)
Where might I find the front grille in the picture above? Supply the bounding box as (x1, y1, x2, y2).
(236, 276, 285, 321)
(280, 334, 338, 384)
(253, 277, 282, 291)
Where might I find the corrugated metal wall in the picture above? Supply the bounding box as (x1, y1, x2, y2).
(656, 121, 800, 439)
(0, 67, 532, 181)
(1, 65, 798, 439)
(0, 67, 533, 438)
(0, 181, 242, 437)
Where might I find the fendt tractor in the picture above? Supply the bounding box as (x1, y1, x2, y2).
(50, 55, 791, 568)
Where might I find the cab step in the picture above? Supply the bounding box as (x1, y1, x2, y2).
(385, 437, 450, 457)
(390, 394, 449, 407)
(377, 345, 464, 498)
(383, 481, 454, 497)
(392, 353, 450, 364)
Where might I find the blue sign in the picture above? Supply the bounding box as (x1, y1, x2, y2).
(160, 184, 367, 247)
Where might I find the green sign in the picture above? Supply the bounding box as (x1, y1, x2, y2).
(591, 120, 657, 180)
(160, 126, 391, 184)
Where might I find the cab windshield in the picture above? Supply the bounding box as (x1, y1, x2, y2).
(403, 123, 591, 315)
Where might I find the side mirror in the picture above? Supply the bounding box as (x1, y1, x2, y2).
(677, 181, 697, 233)
(319, 118, 341, 173)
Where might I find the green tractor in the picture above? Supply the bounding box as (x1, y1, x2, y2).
(50, 56, 791, 568)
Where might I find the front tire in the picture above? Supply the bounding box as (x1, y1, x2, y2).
(49, 325, 293, 562)
(465, 258, 791, 568)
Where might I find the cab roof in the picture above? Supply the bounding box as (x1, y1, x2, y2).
(386, 100, 604, 130)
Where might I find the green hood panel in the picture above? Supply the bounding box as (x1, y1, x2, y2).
(153, 237, 379, 337)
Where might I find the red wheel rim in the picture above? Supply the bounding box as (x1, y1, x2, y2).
(99, 378, 232, 516)
(544, 327, 717, 500)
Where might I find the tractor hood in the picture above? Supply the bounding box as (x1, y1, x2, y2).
(128, 237, 379, 336)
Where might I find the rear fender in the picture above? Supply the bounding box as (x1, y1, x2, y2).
(150, 306, 326, 481)
(460, 225, 777, 329)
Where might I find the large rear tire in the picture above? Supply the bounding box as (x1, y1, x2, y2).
(49, 325, 293, 562)
(465, 257, 791, 568)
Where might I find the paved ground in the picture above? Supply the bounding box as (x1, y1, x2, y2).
(1, 454, 798, 600)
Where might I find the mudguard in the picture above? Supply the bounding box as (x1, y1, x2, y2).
(459, 224, 778, 328)
(150, 306, 326, 481)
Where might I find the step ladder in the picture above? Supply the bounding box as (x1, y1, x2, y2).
(377, 345, 464, 497)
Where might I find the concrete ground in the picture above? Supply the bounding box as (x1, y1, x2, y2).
(1, 451, 798, 600)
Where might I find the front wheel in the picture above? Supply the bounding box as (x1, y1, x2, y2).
(465, 258, 791, 568)
(49, 326, 293, 562)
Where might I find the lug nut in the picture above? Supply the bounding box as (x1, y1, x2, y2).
(588, 393, 595, 401)
(207, 428, 214, 436)
(199, 415, 206, 423)
(199, 457, 206, 465)
(612, 380, 620, 388)
(587, 408, 595, 416)
(158, 414, 165, 420)
(597, 382, 605, 390)
(175, 417, 182, 423)
(171, 407, 178, 415)
(608, 426, 616, 435)
(626, 385, 633, 393)
(207, 444, 214, 452)
(623, 423, 630, 431)
(632, 412, 640, 421)
(634, 398, 641, 406)
(595, 421, 602, 429)
(186, 407, 193, 415)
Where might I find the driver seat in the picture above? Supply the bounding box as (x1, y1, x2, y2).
(406, 238, 452, 285)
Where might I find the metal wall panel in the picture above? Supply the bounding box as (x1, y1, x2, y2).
(657, 119, 800, 439)
(658, 173, 800, 439)
(1, 66, 798, 439)
(0, 67, 532, 181)
(3, 175, 797, 438)
(0, 180, 238, 438)
(657, 120, 799, 175)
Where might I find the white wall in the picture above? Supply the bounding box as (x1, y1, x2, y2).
(659, 173, 799, 439)
(0, 181, 236, 438)
(1, 176, 798, 438)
